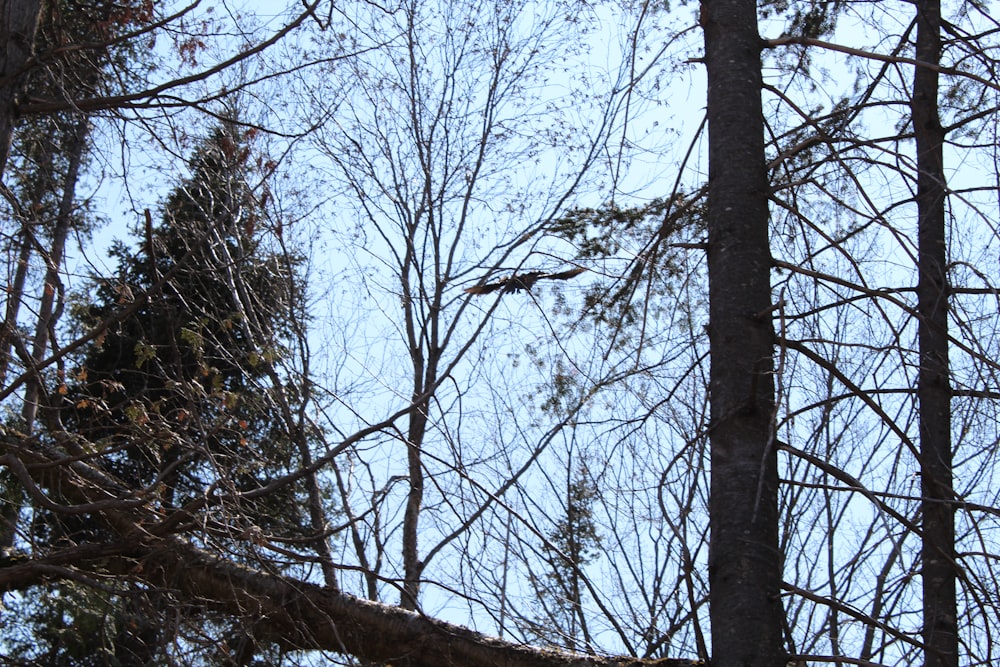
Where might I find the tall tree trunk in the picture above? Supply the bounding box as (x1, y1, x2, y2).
(0, 0, 43, 177)
(912, 2, 956, 666)
(0, 0, 44, 385)
(701, 1, 784, 666)
(401, 360, 434, 609)
(21, 116, 89, 432)
(0, 0, 44, 557)
(402, 407, 423, 608)
(400, 252, 436, 610)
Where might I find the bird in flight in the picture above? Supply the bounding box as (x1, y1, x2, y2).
(464, 267, 586, 295)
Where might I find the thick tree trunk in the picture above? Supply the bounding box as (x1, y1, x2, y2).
(912, 2, 956, 667)
(0, 0, 43, 177)
(701, 1, 784, 666)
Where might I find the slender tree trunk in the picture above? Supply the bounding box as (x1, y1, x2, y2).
(400, 252, 435, 610)
(0, 0, 44, 380)
(912, 2, 956, 666)
(0, 223, 32, 385)
(0, 0, 43, 177)
(402, 368, 431, 609)
(20, 117, 89, 432)
(1, 114, 88, 553)
(701, 1, 784, 666)
(0, 0, 43, 556)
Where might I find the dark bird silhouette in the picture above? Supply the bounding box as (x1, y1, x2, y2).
(464, 267, 586, 295)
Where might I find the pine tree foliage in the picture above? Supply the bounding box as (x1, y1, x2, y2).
(69, 124, 296, 493)
(549, 195, 706, 344)
(1, 1, 999, 666)
(12, 120, 310, 665)
(529, 460, 603, 652)
(67, 119, 306, 535)
(65, 120, 298, 503)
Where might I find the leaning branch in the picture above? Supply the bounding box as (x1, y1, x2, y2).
(0, 433, 701, 667)
(132, 535, 703, 667)
(18, 1, 322, 115)
(766, 35, 1000, 93)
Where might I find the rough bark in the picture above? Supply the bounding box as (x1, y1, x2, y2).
(912, 2, 956, 666)
(701, 1, 784, 666)
(0, 0, 43, 177)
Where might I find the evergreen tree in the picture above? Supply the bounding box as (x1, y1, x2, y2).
(18, 119, 308, 665)
(1, 0, 150, 554)
(71, 119, 302, 514)
(530, 460, 602, 653)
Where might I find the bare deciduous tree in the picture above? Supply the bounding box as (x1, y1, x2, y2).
(1, 1, 999, 666)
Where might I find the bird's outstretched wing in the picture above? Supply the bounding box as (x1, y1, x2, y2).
(544, 267, 587, 281)
(464, 267, 585, 295)
(463, 282, 504, 295)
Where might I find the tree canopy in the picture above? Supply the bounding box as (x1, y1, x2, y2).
(1, 1, 999, 666)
